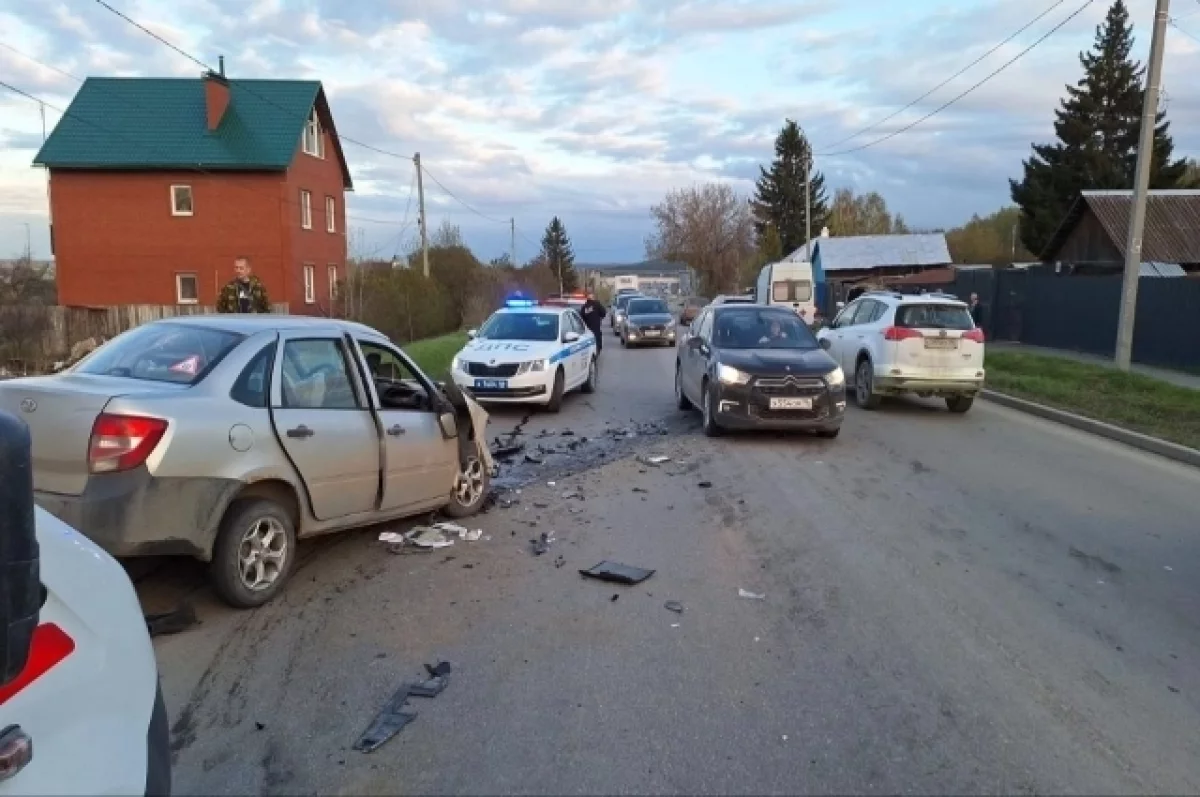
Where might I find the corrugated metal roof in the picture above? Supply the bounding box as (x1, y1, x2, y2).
(793, 233, 951, 272)
(1042, 190, 1200, 262)
(1140, 261, 1186, 277)
(33, 77, 352, 189)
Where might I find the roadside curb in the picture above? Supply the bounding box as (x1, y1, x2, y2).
(981, 389, 1200, 469)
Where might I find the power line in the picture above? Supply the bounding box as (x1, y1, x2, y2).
(90, 0, 415, 165)
(0, 70, 406, 227)
(418, 163, 510, 225)
(818, 0, 1095, 157)
(1169, 17, 1200, 45)
(819, 0, 1067, 152)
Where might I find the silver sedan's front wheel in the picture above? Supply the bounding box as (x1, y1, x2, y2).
(444, 455, 490, 518)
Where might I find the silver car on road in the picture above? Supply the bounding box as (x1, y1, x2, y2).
(0, 315, 493, 607)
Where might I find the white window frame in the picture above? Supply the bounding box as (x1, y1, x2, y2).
(325, 196, 336, 233)
(328, 264, 338, 299)
(302, 109, 324, 158)
(300, 189, 312, 229)
(170, 184, 193, 216)
(303, 264, 316, 304)
(175, 272, 198, 304)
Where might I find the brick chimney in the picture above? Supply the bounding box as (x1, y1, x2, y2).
(204, 56, 229, 131)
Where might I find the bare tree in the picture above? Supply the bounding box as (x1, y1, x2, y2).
(646, 183, 755, 296)
(0, 253, 55, 372)
(827, 188, 909, 236)
(432, 220, 464, 248)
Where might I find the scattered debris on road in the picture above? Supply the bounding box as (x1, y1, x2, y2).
(353, 660, 453, 753)
(524, 454, 544, 464)
(554, 554, 566, 568)
(664, 601, 684, 614)
(531, 532, 555, 556)
(610, 594, 620, 602)
(580, 561, 656, 585)
(697, 481, 713, 489)
(145, 602, 198, 638)
(738, 588, 766, 600)
(491, 442, 525, 460)
(425, 659, 453, 678)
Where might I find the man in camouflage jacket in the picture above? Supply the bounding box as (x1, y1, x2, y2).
(216, 256, 271, 313)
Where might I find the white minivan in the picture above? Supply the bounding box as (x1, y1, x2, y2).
(0, 411, 170, 796)
(755, 259, 816, 321)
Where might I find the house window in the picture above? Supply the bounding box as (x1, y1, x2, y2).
(302, 109, 324, 158)
(175, 272, 198, 304)
(300, 190, 312, 229)
(303, 264, 315, 304)
(325, 196, 336, 233)
(170, 185, 193, 216)
(328, 264, 338, 299)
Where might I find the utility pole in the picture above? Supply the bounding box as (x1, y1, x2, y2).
(414, 152, 430, 279)
(804, 152, 812, 262)
(1115, 0, 1170, 370)
(510, 218, 516, 266)
(23, 223, 31, 259)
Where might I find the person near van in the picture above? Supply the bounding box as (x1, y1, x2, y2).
(579, 291, 607, 352)
(968, 293, 983, 326)
(217, 256, 271, 313)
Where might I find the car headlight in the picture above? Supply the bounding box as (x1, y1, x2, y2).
(451, 355, 463, 372)
(517, 359, 547, 374)
(665, 319, 676, 329)
(825, 366, 845, 387)
(716, 364, 751, 385)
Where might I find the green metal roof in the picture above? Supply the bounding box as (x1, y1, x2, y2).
(33, 77, 352, 188)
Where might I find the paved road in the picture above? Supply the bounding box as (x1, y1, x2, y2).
(147, 329, 1200, 795)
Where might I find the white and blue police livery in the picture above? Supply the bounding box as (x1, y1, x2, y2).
(451, 300, 597, 412)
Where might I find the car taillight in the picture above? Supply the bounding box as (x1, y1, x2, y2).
(883, 326, 923, 341)
(963, 328, 985, 343)
(0, 623, 75, 707)
(88, 413, 168, 474)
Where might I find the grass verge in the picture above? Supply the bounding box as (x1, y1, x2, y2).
(404, 332, 468, 379)
(984, 351, 1200, 450)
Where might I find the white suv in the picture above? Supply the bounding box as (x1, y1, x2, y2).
(815, 291, 985, 413)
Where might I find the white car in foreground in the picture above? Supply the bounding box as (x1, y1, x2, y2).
(816, 291, 985, 413)
(0, 411, 170, 796)
(451, 302, 597, 412)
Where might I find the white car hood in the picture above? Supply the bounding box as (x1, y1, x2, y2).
(458, 338, 558, 364)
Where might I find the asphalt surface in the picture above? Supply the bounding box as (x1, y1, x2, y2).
(145, 326, 1200, 795)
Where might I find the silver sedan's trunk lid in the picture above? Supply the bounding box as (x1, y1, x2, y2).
(0, 374, 181, 495)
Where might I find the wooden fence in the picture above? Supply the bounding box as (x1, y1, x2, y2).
(0, 303, 289, 373)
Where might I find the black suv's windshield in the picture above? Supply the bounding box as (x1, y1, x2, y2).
(628, 299, 668, 315)
(478, 312, 560, 341)
(77, 323, 244, 384)
(712, 309, 818, 350)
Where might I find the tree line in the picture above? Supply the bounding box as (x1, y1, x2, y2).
(340, 215, 584, 344)
(646, 0, 1196, 296)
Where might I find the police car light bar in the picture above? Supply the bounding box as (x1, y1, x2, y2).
(505, 297, 537, 308)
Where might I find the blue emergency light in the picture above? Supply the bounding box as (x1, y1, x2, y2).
(504, 295, 537, 308)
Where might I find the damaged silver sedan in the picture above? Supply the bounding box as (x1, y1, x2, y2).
(0, 315, 494, 608)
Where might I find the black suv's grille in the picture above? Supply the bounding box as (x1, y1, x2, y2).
(466, 362, 520, 378)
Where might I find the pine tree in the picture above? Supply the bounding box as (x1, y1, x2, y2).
(1010, 0, 1187, 257)
(539, 216, 577, 293)
(752, 119, 829, 258)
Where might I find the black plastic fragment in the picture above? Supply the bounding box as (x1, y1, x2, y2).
(409, 676, 448, 698)
(352, 687, 418, 753)
(579, 560, 656, 585)
(664, 600, 684, 614)
(697, 481, 713, 488)
(145, 602, 198, 638)
(425, 659, 453, 678)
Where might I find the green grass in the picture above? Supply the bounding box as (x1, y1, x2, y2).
(404, 332, 468, 378)
(985, 351, 1200, 450)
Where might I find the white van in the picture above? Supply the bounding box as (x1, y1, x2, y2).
(0, 411, 170, 795)
(755, 260, 816, 321)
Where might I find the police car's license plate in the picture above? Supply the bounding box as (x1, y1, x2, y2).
(644, 329, 660, 337)
(769, 397, 811, 410)
(474, 378, 507, 390)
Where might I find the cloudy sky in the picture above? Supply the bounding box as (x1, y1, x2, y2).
(1, 0, 1198, 263)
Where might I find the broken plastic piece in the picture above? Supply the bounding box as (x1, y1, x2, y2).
(738, 588, 766, 600)
(145, 602, 198, 638)
(697, 481, 713, 488)
(378, 531, 405, 544)
(463, 528, 483, 542)
(408, 676, 448, 698)
(579, 561, 656, 585)
(432, 522, 469, 536)
(406, 527, 454, 549)
(646, 455, 671, 465)
(425, 659, 452, 678)
(531, 532, 555, 556)
(353, 687, 418, 753)
(664, 600, 684, 614)
(491, 443, 525, 459)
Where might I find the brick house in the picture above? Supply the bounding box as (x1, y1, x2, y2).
(33, 67, 352, 313)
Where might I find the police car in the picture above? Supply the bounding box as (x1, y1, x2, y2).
(451, 299, 597, 413)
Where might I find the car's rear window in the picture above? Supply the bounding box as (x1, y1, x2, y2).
(76, 324, 245, 384)
(628, 299, 668, 314)
(894, 304, 974, 330)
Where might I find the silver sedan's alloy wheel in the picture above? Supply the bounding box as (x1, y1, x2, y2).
(454, 456, 486, 506)
(238, 517, 288, 592)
